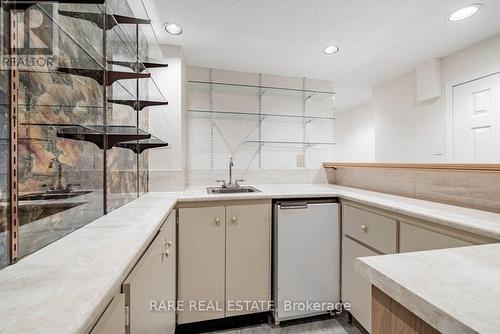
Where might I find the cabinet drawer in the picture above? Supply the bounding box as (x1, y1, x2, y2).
(400, 222, 473, 253)
(343, 204, 397, 254)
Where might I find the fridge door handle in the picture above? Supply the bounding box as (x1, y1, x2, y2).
(279, 202, 309, 210)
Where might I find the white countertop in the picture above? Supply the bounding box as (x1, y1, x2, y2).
(1, 184, 500, 334)
(355, 243, 500, 334)
(0, 192, 180, 334)
(180, 184, 500, 240)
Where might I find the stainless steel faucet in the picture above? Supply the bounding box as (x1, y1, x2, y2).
(216, 157, 244, 188)
(229, 157, 234, 186)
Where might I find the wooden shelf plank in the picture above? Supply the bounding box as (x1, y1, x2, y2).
(322, 162, 500, 172)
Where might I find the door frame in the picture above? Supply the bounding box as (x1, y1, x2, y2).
(445, 65, 500, 162)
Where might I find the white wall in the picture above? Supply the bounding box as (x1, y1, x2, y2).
(372, 33, 500, 162)
(373, 70, 445, 162)
(333, 103, 375, 162)
(148, 45, 187, 191)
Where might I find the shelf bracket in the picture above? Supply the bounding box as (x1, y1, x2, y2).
(258, 73, 263, 169)
(209, 68, 214, 169)
(57, 67, 151, 86)
(302, 77, 307, 168)
(9, 10, 19, 263)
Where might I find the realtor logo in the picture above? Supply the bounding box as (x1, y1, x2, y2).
(1, 3, 57, 69)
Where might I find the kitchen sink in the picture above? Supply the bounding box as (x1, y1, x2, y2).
(207, 186, 261, 194)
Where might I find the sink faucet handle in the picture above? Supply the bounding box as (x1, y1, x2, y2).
(216, 179, 227, 186)
(235, 179, 245, 185)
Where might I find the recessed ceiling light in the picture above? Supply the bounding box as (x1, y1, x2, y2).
(448, 4, 482, 21)
(331, 95, 336, 100)
(164, 22, 183, 35)
(322, 46, 339, 55)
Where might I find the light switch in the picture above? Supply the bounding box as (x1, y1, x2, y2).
(434, 142, 444, 156)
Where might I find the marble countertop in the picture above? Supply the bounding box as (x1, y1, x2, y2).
(355, 243, 500, 334)
(180, 184, 500, 240)
(0, 192, 180, 334)
(1, 184, 500, 334)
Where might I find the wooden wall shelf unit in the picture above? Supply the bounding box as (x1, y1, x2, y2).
(323, 162, 500, 172)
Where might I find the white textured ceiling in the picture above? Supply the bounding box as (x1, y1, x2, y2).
(144, 0, 500, 110)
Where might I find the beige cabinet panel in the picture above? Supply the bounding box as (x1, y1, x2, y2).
(91, 293, 125, 334)
(163, 212, 177, 334)
(342, 236, 377, 333)
(178, 206, 226, 324)
(400, 222, 473, 253)
(226, 203, 271, 317)
(124, 211, 176, 334)
(343, 205, 397, 254)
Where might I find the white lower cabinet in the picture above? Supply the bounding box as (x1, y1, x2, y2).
(225, 203, 271, 317)
(178, 201, 271, 324)
(90, 293, 126, 334)
(341, 203, 396, 333)
(178, 206, 226, 324)
(341, 201, 490, 334)
(123, 211, 176, 334)
(341, 236, 378, 333)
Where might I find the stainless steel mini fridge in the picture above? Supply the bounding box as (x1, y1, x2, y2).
(273, 199, 340, 324)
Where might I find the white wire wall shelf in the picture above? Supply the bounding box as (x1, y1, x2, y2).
(189, 80, 336, 99)
(243, 140, 336, 147)
(188, 109, 335, 122)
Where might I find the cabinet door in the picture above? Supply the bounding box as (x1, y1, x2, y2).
(400, 222, 473, 253)
(226, 203, 271, 317)
(163, 212, 177, 334)
(342, 235, 377, 333)
(91, 293, 125, 334)
(124, 211, 176, 334)
(178, 206, 226, 324)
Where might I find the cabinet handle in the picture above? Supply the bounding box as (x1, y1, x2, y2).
(232, 216, 237, 225)
(215, 217, 221, 226)
(165, 241, 172, 248)
(162, 250, 170, 260)
(361, 225, 368, 232)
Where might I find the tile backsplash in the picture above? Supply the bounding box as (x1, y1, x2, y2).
(148, 168, 329, 192)
(327, 167, 500, 213)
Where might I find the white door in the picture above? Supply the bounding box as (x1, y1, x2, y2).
(452, 72, 500, 162)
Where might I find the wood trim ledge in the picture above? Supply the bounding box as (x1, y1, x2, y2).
(322, 162, 500, 172)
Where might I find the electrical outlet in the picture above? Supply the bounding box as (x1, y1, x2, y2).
(296, 153, 305, 168)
